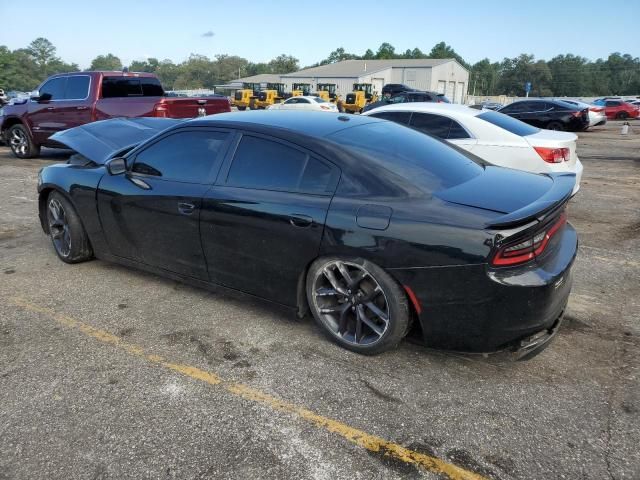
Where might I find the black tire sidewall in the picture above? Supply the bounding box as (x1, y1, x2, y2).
(46, 192, 92, 264)
(306, 256, 410, 355)
(547, 122, 564, 131)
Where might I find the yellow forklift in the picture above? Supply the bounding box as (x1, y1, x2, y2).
(232, 83, 261, 111)
(290, 83, 311, 97)
(255, 83, 286, 109)
(315, 83, 343, 112)
(342, 83, 378, 114)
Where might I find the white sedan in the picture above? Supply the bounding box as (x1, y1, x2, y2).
(267, 95, 338, 112)
(362, 103, 583, 194)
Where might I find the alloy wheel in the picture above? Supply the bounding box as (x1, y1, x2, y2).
(9, 128, 28, 156)
(47, 198, 71, 258)
(311, 260, 390, 346)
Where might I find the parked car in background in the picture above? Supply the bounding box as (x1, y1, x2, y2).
(558, 99, 606, 127)
(592, 99, 640, 120)
(362, 91, 447, 113)
(363, 103, 583, 194)
(267, 95, 338, 112)
(498, 99, 589, 131)
(0, 71, 231, 159)
(469, 101, 503, 111)
(39, 111, 577, 358)
(381, 83, 415, 96)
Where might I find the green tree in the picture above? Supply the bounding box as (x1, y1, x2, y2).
(428, 42, 468, 68)
(26, 38, 57, 74)
(268, 54, 299, 73)
(129, 57, 160, 73)
(89, 54, 122, 71)
(375, 42, 396, 59)
(362, 49, 375, 60)
(548, 54, 588, 96)
(469, 58, 501, 96)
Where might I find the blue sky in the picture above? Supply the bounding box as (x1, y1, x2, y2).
(1, 0, 638, 69)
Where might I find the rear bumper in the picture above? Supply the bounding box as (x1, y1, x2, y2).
(390, 223, 577, 355)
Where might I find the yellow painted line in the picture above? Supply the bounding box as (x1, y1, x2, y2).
(10, 296, 487, 480)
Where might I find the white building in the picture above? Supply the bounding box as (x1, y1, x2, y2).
(229, 59, 469, 104)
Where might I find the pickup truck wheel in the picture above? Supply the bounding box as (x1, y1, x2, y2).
(7, 124, 40, 159)
(46, 191, 93, 264)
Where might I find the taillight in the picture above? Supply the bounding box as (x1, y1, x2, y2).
(319, 105, 332, 110)
(154, 105, 168, 117)
(534, 146, 570, 163)
(492, 212, 567, 266)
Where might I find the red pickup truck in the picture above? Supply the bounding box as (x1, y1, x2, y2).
(0, 71, 231, 158)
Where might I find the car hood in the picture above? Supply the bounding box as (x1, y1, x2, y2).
(435, 166, 575, 227)
(49, 117, 183, 164)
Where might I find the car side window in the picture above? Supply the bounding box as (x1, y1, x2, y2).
(132, 130, 229, 183)
(39, 77, 67, 100)
(447, 120, 470, 139)
(65, 76, 90, 100)
(284, 98, 297, 104)
(226, 135, 335, 194)
(409, 112, 452, 139)
(370, 111, 412, 125)
(298, 98, 310, 104)
(389, 94, 406, 103)
(605, 101, 620, 107)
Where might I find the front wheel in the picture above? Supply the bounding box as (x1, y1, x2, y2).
(306, 257, 410, 355)
(7, 124, 40, 159)
(46, 192, 93, 264)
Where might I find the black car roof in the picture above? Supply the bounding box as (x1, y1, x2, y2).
(186, 111, 382, 138)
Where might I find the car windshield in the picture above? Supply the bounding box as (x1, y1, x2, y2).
(312, 97, 328, 103)
(477, 110, 540, 136)
(328, 121, 483, 193)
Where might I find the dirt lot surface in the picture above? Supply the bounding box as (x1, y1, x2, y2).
(1, 120, 639, 479)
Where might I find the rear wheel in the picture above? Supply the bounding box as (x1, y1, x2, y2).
(249, 99, 257, 110)
(237, 106, 246, 111)
(616, 111, 629, 120)
(7, 124, 40, 159)
(306, 257, 410, 355)
(546, 121, 564, 131)
(46, 192, 93, 264)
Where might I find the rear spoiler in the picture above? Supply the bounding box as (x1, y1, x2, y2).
(485, 173, 575, 229)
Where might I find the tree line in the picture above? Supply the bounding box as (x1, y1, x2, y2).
(1, 38, 639, 97)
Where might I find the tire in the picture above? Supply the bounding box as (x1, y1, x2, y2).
(45, 191, 93, 264)
(7, 124, 40, 159)
(249, 99, 256, 110)
(546, 121, 564, 131)
(616, 111, 628, 120)
(237, 106, 246, 111)
(306, 256, 410, 355)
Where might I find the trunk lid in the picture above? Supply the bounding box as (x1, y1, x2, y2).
(49, 117, 183, 164)
(434, 166, 575, 228)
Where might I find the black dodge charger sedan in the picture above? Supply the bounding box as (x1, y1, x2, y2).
(38, 112, 578, 358)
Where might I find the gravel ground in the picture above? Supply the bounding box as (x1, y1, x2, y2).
(0, 119, 639, 480)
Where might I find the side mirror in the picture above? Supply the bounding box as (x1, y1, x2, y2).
(107, 157, 127, 175)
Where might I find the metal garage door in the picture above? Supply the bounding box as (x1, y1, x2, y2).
(372, 78, 384, 96)
(437, 81, 446, 94)
(447, 81, 455, 102)
(456, 82, 465, 104)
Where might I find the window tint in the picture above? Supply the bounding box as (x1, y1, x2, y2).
(605, 101, 621, 107)
(140, 78, 164, 96)
(65, 76, 90, 100)
(298, 98, 310, 103)
(284, 97, 297, 104)
(40, 77, 67, 100)
(312, 97, 327, 103)
(410, 112, 451, 139)
(448, 120, 470, 139)
(102, 77, 164, 98)
(477, 110, 540, 136)
(389, 94, 406, 103)
(299, 157, 333, 194)
(370, 111, 412, 125)
(500, 102, 526, 113)
(329, 122, 482, 193)
(132, 130, 228, 182)
(227, 136, 307, 191)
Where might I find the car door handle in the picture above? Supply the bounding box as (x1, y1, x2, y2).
(178, 202, 196, 215)
(289, 214, 313, 228)
(76, 106, 89, 110)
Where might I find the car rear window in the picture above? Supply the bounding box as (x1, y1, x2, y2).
(477, 110, 540, 136)
(101, 77, 164, 98)
(328, 121, 483, 193)
(312, 97, 328, 103)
